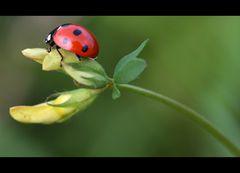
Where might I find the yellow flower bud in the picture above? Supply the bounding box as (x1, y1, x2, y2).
(21, 48, 109, 89)
(9, 88, 103, 124)
(22, 48, 48, 64)
(22, 48, 78, 71)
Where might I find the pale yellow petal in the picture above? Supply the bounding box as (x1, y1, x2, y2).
(22, 48, 48, 64)
(42, 53, 62, 71)
(9, 95, 75, 124)
(9, 89, 103, 124)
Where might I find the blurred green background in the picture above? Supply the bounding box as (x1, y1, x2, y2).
(1, 16, 240, 156)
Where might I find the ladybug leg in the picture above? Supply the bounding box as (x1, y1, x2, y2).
(56, 46, 64, 62)
(76, 54, 83, 61)
(45, 42, 52, 52)
(47, 45, 52, 53)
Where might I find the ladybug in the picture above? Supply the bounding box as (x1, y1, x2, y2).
(45, 23, 99, 61)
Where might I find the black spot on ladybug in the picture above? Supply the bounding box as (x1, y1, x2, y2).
(82, 45, 88, 52)
(63, 38, 68, 44)
(73, 29, 82, 36)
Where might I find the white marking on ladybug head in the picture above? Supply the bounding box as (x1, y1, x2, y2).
(45, 34, 52, 44)
(46, 34, 51, 42)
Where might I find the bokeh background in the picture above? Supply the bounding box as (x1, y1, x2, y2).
(0, 16, 240, 156)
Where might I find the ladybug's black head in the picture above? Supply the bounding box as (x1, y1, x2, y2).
(45, 33, 55, 52)
(45, 24, 71, 52)
(45, 34, 52, 44)
(45, 25, 60, 50)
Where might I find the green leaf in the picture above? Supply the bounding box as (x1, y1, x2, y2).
(125, 39, 149, 59)
(62, 60, 109, 89)
(76, 59, 107, 76)
(113, 39, 148, 84)
(112, 84, 121, 100)
(113, 39, 148, 78)
(114, 59, 146, 84)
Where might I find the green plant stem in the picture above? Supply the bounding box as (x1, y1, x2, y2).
(118, 84, 240, 156)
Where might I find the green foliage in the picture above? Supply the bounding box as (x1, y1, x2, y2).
(112, 83, 121, 100)
(113, 39, 148, 84)
(114, 59, 146, 84)
(62, 60, 109, 89)
(111, 40, 148, 99)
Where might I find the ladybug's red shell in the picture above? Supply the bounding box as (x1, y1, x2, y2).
(53, 24, 99, 58)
